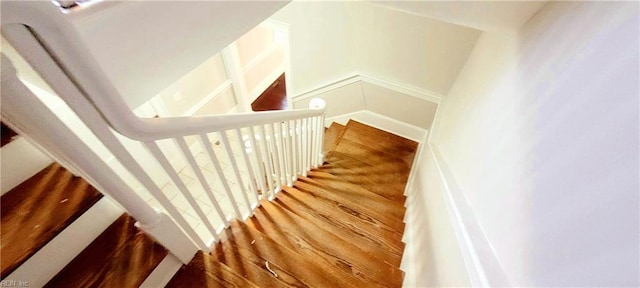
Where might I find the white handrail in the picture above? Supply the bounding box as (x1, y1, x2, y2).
(2, 1, 327, 262)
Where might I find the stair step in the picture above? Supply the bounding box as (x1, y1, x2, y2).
(295, 175, 405, 233)
(281, 185, 404, 247)
(318, 151, 409, 203)
(211, 240, 298, 287)
(219, 220, 360, 288)
(167, 251, 259, 288)
(1, 163, 102, 277)
(334, 120, 417, 168)
(45, 214, 168, 287)
(272, 190, 403, 266)
(323, 122, 346, 153)
(246, 201, 404, 287)
(345, 120, 418, 153)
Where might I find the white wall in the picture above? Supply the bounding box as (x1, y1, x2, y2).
(354, 3, 480, 96)
(433, 1, 639, 286)
(272, 2, 480, 96)
(403, 145, 471, 287)
(369, 1, 547, 33)
(271, 2, 359, 95)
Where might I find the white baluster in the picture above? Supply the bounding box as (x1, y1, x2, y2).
(247, 126, 268, 200)
(284, 120, 294, 186)
(176, 137, 228, 232)
(267, 124, 283, 191)
(146, 141, 219, 237)
(258, 125, 276, 199)
(234, 128, 260, 208)
(220, 131, 252, 218)
(198, 134, 242, 220)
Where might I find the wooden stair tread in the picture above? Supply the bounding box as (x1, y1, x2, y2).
(1, 163, 103, 277)
(246, 201, 404, 287)
(295, 175, 405, 232)
(335, 120, 417, 168)
(317, 151, 409, 203)
(280, 186, 404, 248)
(271, 190, 403, 266)
(217, 220, 361, 288)
(323, 122, 346, 153)
(167, 250, 259, 288)
(45, 214, 168, 288)
(334, 137, 414, 170)
(211, 242, 299, 287)
(345, 120, 418, 151)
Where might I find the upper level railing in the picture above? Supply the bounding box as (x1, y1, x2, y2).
(1, 1, 324, 262)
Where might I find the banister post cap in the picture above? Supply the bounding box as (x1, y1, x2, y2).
(309, 98, 326, 110)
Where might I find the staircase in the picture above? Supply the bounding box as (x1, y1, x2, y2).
(167, 120, 417, 287)
(0, 119, 416, 287)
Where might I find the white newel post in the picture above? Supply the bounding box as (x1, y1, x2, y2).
(308, 98, 326, 165)
(1, 55, 198, 264)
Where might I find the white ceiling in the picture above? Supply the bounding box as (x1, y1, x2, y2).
(368, 1, 548, 32)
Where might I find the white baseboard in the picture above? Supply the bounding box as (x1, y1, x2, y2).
(5, 197, 124, 287)
(325, 110, 427, 142)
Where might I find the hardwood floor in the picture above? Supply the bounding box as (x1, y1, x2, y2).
(0, 163, 102, 277)
(251, 74, 287, 111)
(169, 120, 417, 287)
(45, 214, 168, 288)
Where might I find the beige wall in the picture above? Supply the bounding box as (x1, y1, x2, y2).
(361, 82, 437, 129)
(272, 2, 480, 96)
(154, 54, 228, 116)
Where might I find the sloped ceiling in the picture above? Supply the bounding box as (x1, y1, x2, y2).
(72, 1, 289, 109)
(369, 1, 548, 32)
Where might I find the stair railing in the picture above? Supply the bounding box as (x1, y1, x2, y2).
(1, 1, 325, 262)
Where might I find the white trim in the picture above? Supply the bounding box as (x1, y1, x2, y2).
(246, 63, 286, 104)
(221, 42, 251, 112)
(5, 197, 124, 287)
(293, 72, 361, 101)
(402, 130, 430, 197)
(292, 72, 443, 104)
(325, 110, 427, 142)
(140, 254, 183, 288)
(184, 80, 233, 116)
(428, 144, 511, 287)
(359, 73, 442, 104)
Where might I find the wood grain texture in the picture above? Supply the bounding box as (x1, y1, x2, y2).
(220, 220, 360, 288)
(166, 251, 259, 288)
(45, 214, 168, 288)
(246, 201, 404, 287)
(1, 163, 102, 277)
(170, 121, 413, 287)
(295, 175, 405, 233)
(322, 122, 346, 154)
(318, 151, 409, 203)
(271, 191, 402, 267)
(251, 73, 287, 112)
